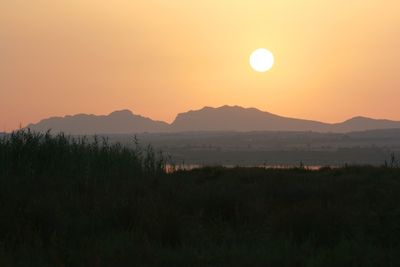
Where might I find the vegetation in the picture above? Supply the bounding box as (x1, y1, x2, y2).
(1, 130, 400, 266)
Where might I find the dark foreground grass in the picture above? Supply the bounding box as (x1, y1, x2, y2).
(1, 131, 400, 266)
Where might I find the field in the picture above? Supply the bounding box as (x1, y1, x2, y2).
(1, 131, 400, 266)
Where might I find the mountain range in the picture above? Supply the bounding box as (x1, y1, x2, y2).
(27, 105, 400, 134)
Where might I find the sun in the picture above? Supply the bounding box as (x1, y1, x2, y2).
(249, 48, 274, 72)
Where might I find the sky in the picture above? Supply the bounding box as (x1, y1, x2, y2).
(1, 0, 400, 131)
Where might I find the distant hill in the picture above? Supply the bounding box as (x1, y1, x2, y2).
(26, 105, 400, 134)
(27, 110, 168, 134)
(170, 105, 330, 132)
(331, 116, 400, 133)
(169, 106, 400, 133)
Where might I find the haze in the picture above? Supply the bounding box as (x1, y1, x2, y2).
(1, 0, 400, 132)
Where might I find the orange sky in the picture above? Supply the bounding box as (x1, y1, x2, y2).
(1, 0, 400, 131)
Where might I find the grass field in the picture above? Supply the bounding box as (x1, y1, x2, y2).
(1, 131, 400, 266)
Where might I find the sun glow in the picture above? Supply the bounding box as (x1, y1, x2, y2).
(249, 48, 275, 72)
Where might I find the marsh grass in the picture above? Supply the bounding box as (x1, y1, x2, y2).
(0, 129, 166, 179)
(0, 130, 400, 266)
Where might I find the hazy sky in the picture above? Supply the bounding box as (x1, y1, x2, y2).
(1, 0, 400, 131)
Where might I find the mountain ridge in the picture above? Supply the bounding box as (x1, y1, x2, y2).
(27, 109, 169, 134)
(26, 105, 400, 134)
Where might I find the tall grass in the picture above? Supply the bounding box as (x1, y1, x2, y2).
(0, 129, 166, 179)
(1, 130, 400, 266)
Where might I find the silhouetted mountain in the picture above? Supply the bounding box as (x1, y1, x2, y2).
(169, 106, 400, 133)
(27, 110, 168, 134)
(169, 105, 331, 132)
(27, 106, 400, 134)
(331, 116, 400, 132)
